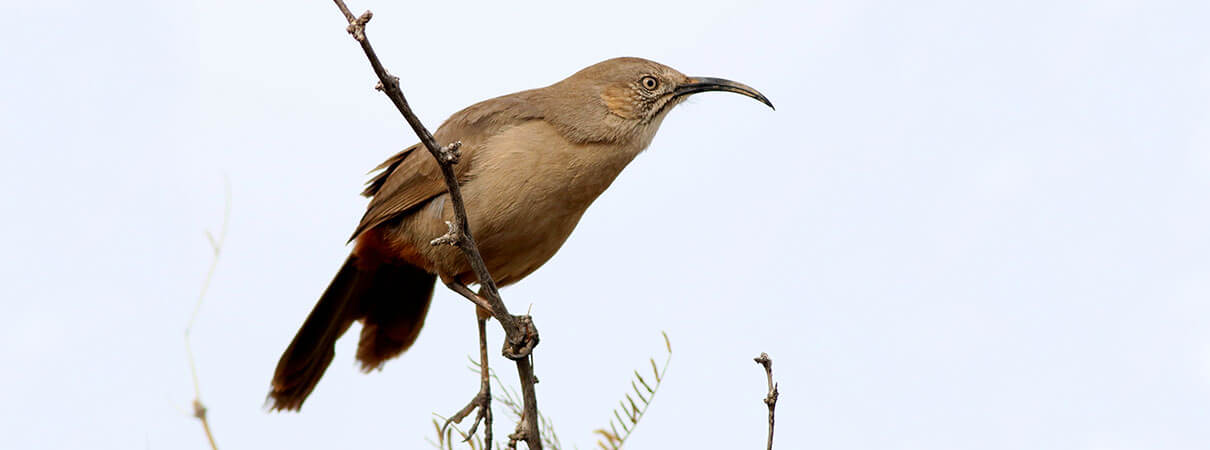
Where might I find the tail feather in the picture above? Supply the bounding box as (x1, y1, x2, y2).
(268, 256, 436, 411)
(355, 263, 436, 371)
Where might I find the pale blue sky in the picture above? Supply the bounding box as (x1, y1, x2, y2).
(2, 0, 1209, 449)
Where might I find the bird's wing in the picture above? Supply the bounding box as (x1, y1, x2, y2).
(349, 142, 446, 241)
(350, 90, 546, 241)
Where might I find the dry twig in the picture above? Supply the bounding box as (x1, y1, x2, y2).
(184, 177, 231, 450)
(754, 353, 779, 450)
(328, 1, 541, 447)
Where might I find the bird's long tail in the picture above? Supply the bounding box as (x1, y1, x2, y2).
(268, 255, 436, 411)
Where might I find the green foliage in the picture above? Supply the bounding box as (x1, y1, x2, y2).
(593, 332, 672, 450)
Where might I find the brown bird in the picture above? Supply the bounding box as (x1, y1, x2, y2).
(269, 57, 772, 411)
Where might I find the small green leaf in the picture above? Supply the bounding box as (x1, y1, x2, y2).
(205, 231, 218, 253)
(635, 370, 653, 393)
(626, 394, 641, 422)
(632, 380, 648, 403)
(614, 410, 630, 432)
(620, 400, 636, 422)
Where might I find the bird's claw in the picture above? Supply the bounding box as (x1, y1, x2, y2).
(430, 221, 461, 247)
(502, 315, 539, 360)
(443, 389, 492, 443)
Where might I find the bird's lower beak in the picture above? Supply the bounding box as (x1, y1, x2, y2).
(673, 77, 774, 110)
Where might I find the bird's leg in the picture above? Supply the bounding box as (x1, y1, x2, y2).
(443, 278, 538, 360)
(443, 279, 495, 314)
(441, 282, 494, 447)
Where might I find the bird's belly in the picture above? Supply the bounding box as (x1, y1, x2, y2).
(466, 176, 592, 285)
(398, 166, 605, 286)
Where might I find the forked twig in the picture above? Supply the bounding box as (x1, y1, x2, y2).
(184, 177, 231, 450)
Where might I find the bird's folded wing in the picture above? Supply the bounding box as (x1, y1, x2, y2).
(349, 143, 452, 242)
(349, 89, 547, 242)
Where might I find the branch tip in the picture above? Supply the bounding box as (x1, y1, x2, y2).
(754, 352, 778, 450)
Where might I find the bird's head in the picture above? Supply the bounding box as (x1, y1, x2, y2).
(545, 57, 773, 145)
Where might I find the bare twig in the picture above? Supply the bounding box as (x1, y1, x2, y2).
(328, 1, 541, 447)
(754, 353, 779, 450)
(184, 177, 231, 450)
(508, 357, 540, 449)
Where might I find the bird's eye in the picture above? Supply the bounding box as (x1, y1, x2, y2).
(640, 76, 659, 91)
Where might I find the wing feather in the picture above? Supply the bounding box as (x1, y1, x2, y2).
(349, 89, 546, 242)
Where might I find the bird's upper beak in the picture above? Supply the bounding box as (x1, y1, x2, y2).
(672, 77, 774, 110)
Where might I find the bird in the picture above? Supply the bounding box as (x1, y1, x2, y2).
(269, 56, 772, 411)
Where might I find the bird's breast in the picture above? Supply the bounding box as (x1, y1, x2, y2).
(450, 120, 643, 283)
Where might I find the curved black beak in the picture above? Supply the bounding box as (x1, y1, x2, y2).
(672, 76, 774, 110)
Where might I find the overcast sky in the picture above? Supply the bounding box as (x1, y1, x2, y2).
(3, 0, 1209, 449)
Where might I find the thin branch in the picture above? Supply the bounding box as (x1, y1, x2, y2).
(508, 357, 540, 449)
(184, 176, 231, 450)
(480, 361, 563, 449)
(328, 2, 541, 447)
(753, 353, 779, 450)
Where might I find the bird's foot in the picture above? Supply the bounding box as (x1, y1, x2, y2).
(502, 315, 539, 360)
(443, 385, 492, 445)
(430, 220, 463, 247)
